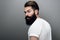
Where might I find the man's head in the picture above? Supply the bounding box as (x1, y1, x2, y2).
(24, 1, 39, 25)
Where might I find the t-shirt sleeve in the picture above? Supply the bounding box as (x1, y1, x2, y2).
(28, 22, 43, 38)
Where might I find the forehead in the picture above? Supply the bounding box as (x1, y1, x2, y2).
(24, 6, 33, 11)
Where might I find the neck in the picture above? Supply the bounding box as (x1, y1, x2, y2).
(36, 15, 40, 18)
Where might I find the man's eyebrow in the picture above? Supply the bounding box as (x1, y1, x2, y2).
(27, 9, 31, 11)
(24, 9, 31, 13)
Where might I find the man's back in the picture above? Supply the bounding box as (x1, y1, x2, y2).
(28, 18, 52, 40)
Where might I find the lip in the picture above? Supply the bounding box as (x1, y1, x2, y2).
(26, 18, 30, 19)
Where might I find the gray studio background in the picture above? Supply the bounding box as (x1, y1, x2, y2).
(0, 0, 60, 40)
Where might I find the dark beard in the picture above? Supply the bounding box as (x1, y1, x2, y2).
(25, 13, 37, 26)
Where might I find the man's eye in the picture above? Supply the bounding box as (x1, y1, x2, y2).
(27, 11, 30, 13)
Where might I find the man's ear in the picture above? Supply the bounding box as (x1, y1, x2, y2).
(35, 10, 39, 15)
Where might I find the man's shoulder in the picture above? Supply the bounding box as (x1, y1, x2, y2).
(32, 18, 46, 25)
(31, 18, 51, 28)
(38, 18, 50, 26)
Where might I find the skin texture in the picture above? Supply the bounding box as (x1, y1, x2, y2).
(24, 6, 40, 40)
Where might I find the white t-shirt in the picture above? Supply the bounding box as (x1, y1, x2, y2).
(28, 18, 52, 40)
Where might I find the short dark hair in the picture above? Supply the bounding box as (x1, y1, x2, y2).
(24, 1, 39, 11)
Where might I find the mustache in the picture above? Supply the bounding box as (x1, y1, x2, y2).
(25, 16, 31, 19)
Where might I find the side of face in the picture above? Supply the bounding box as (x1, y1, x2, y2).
(24, 6, 34, 18)
(24, 6, 37, 25)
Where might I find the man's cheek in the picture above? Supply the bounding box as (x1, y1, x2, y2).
(28, 13, 33, 17)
